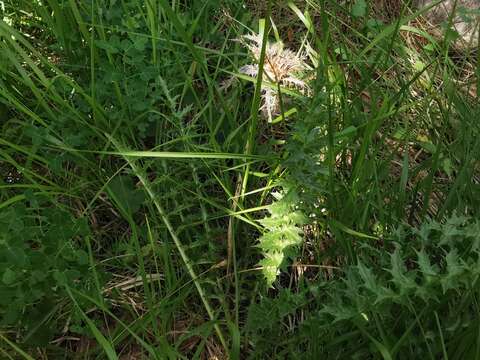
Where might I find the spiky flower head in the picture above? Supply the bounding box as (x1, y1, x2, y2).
(238, 33, 310, 122)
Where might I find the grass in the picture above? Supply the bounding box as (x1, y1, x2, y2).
(0, 0, 479, 358)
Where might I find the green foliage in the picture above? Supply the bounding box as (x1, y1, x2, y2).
(1, 0, 250, 356)
(257, 187, 307, 284)
(106, 175, 146, 218)
(352, 0, 368, 18)
(0, 201, 92, 345)
(1, 0, 480, 358)
(247, 216, 480, 358)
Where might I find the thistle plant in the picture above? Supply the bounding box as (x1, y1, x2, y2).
(238, 33, 311, 122)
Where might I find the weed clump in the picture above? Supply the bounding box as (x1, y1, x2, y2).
(0, 0, 479, 358)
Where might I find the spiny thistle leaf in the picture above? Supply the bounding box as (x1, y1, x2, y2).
(258, 186, 306, 285)
(441, 250, 466, 292)
(388, 245, 417, 296)
(416, 248, 438, 281)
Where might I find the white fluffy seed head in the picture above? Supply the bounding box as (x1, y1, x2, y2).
(238, 32, 311, 121)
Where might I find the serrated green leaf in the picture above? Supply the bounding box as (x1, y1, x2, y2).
(441, 250, 465, 292)
(389, 246, 416, 295)
(416, 248, 437, 279)
(257, 187, 306, 284)
(357, 260, 379, 294)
